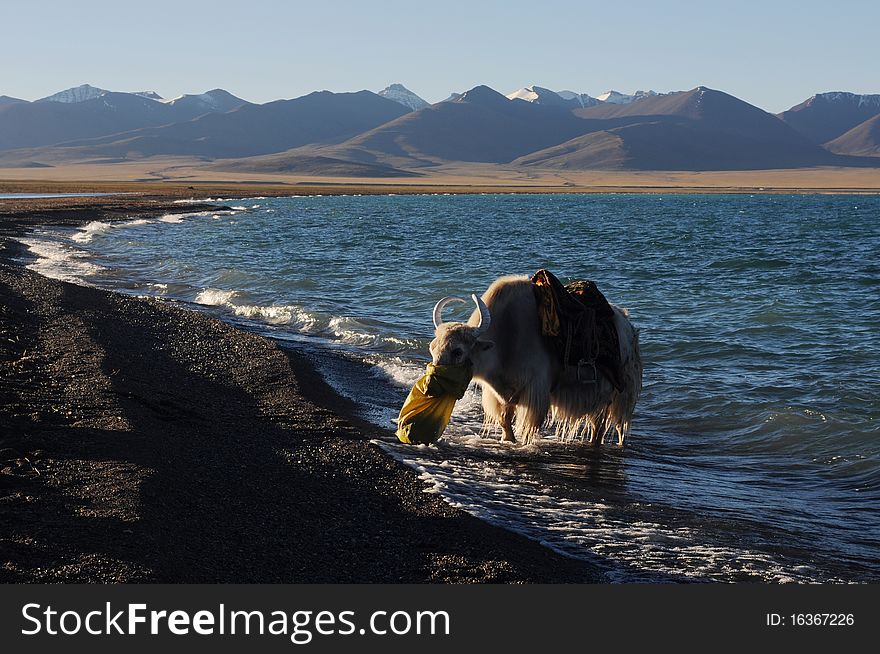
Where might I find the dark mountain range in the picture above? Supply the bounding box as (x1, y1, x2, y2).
(0, 88, 250, 151)
(283, 85, 596, 167)
(778, 92, 880, 144)
(1, 82, 878, 173)
(516, 87, 838, 170)
(37, 91, 411, 160)
(825, 113, 880, 157)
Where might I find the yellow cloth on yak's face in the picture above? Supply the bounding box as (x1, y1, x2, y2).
(396, 362, 473, 445)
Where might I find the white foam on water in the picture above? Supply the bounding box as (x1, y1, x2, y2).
(194, 287, 237, 306)
(160, 209, 235, 224)
(16, 212, 187, 284)
(370, 356, 424, 387)
(323, 316, 423, 352)
(172, 197, 245, 203)
(372, 435, 836, 583)
(328, 316, 382, 347)
(70, 217, 154, 243)
(232, 303, 319, 329)
(16, 237, 105, 284)
(180, 289, 416, 352)
(71, 220, 114, 243)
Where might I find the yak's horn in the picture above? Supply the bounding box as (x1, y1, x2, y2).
(472, 294, 492, 335)
(432, 296, 464, 329)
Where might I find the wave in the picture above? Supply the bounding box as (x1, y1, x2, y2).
(172, 197, 240, 203)
(372, 435, 840, 583)
(16, 237, 105, 283)
(188, 286, 428, 357)
(232, 303, 319, 329)
(194, 287, 238, 306)
(161, 209, 237, 224)
(67, 210, 219, 246)
(171, 196, 267, 204)
(71, 217, 154, 243)
(71, 220, 114, 243)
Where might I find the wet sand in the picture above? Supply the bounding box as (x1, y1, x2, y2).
(0, 199, 603, 583)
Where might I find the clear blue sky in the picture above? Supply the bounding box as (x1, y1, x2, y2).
(3, 0, 877, 112)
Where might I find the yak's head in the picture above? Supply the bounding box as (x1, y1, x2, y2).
(429, 294, 495, 371)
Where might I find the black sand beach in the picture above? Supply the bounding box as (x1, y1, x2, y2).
(0, 199, 602, 583)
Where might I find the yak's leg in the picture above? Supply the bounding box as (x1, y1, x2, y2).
(500, 401, 517, 443)
(478, 378, 520, 443)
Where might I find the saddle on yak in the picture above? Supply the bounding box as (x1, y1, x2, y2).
(531, 269, 624, 391)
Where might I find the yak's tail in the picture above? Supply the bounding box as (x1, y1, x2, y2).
(549, 307, 642, 445)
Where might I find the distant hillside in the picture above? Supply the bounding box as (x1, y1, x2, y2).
(825, 114, 880, 157)
(778, 92, 880, 144)
(303, 85, 594, 166)
(2, 81, 878, 174)
(212, 151, 420, 177)
(28, 91, 411, 160)
(0, 88, 250, 151)
(518, 87, 837, 170)
(0, 92, 198, 150)
(512, 130, 627, 169)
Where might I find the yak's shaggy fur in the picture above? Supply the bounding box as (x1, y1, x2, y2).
(430, 275, 642, 445)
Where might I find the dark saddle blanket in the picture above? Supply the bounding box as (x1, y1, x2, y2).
(531, 269, 624, 391)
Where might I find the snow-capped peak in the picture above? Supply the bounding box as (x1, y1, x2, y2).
(596, 90, 634, 104)
(134, 91, 164, 101)
(37, 84, 110, 104)
(506, 85, 599, 108)
(164, 92, 220, 108)
(161, 89, 245, 113)
(507, 85, 660, 107)
(556, 90, 600, 108)
(506, 86, 543, 103)
(377, 84, 429, 111)
(812, 91, 880, 108)
(596, 89, 659, 104)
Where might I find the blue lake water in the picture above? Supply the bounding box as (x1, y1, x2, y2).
(18, 194, 880, 582)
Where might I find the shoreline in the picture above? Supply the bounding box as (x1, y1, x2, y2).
(0, 200, 603, 583)
(2, 173, 880, 199)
